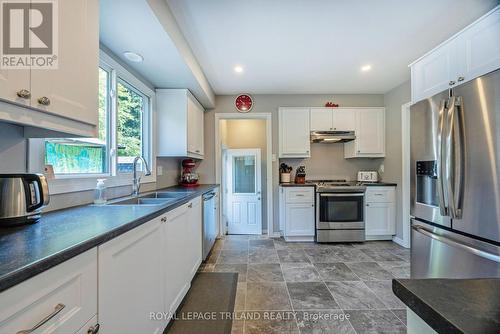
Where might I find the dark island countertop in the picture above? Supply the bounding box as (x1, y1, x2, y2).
(0, 184, 219, 293)
(392, 278, 500, 334)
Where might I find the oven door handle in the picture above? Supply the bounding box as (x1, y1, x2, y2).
(318, 193, 365, 197)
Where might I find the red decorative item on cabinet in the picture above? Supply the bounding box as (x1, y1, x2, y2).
(325, 102, 339, 107)
(180, 159, 200, 187)
(235, 94, 253, 112)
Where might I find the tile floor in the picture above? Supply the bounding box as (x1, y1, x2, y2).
(199, 235, 410, 334)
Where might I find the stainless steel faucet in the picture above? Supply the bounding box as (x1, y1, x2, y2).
(132, 156, 152, 196)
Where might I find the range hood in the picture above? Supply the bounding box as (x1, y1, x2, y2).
(310, 131, 356, 143)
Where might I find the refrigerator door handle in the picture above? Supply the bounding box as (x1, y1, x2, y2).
(413, 224, 500, 263)
(445, 96, 465, 219)
(437, 98, 449, 216)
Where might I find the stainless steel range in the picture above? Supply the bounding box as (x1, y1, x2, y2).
(307, 180, 366, 243)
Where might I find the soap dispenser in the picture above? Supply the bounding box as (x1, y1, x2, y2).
(94, 179, 107, 204)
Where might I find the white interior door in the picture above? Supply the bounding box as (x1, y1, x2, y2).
(226, 149, 262, 235)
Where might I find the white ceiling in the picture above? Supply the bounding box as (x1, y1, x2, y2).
(167, 0, 498, 94)
(99, 0, 214, 107)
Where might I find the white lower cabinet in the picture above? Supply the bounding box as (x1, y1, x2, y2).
(365, 186, 396, 239)
(98, 216, 165, 334)
(280, 187, 315, 241)
(164, 198, 202, 315)
(0, 196, 205, 334)
(0, 249, 97, 334)
(76, 315, 99, 334)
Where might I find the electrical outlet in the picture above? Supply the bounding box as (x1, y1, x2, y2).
(157, 165, 163, 176)
(379, 164, 384, 173)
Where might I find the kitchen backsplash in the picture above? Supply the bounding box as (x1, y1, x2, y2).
(280, 142, 384, 181)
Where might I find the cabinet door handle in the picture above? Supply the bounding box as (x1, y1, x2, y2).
(161, 217, 167, 223)
(366, 204, 370, 207)
(87, 323, 100, 334)
(457, 76, 465, 82)
(448, 80, 456, 86)
(195, 150, 200, 153)
(17, 303, 65, 334)
(16, 89, 31, 99)
(38, 96, 51, 106)
(188, 203, 193, 208)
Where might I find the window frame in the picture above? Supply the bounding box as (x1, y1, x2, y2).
(28, 50, 156, 195)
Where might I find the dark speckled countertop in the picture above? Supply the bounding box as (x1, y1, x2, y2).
(393, 278, 500, 333)
(279, 182, 396, 187)
(0, 184, 218, 293)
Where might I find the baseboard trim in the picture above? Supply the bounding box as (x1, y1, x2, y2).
(393, 236, 410, 248)
(284, 235, 314, 242)
(365, 235, 393, 241)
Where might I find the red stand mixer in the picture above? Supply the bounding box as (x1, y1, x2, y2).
(180, 159, 200, 187)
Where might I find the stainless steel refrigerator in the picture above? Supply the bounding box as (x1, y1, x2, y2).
(410, 69, 500, 279)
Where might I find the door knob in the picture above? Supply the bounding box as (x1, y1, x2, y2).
(38, 96, 51, 106)
(16, 89, 31, 99)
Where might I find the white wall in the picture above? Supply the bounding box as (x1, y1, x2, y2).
(382, 80, 411, 240)
(0, 123, 27, 173)
(199, 94, 385, 233)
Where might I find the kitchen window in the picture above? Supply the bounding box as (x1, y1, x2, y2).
(29, 51, 155, 194)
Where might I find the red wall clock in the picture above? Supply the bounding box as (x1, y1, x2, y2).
(235, 94, 253, 112)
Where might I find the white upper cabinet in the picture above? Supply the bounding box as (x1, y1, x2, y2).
(344, 108, 385, 158)
(333, 109, 356, 131)
(279, 107, 310, 158)
(411, 40, 457, 103)
(0, 69, 31, 107)
(310, 108, 355, 131)
(456, 7, 500, 82)
(310, 108, 332, 131)
(157, 89, 205, 159)
(0, 0, 99, 137)
(411, 6, 500, 102)
(31, 0, 99, 126)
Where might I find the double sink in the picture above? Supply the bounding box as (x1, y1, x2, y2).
(107, 191, 188, 206)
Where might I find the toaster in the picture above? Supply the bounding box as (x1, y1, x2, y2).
(357, 171, 378, 183)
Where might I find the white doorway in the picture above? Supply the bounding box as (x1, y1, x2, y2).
(225, 149, 262, 234)
(215, 113, 273, 237)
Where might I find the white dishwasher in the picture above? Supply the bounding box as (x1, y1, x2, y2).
(202, 190, 218, 260)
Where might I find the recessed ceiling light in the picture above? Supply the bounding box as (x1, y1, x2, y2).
(361, 65, 372, 72)
(123, 51, 144, 63)
(234, 65, 244, 73)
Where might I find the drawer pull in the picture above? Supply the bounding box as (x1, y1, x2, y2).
(295, 194, 305, 196)
(374, 193, 384, 196)
(188, 203, 193, 208)
(17, 303, 65, 334)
